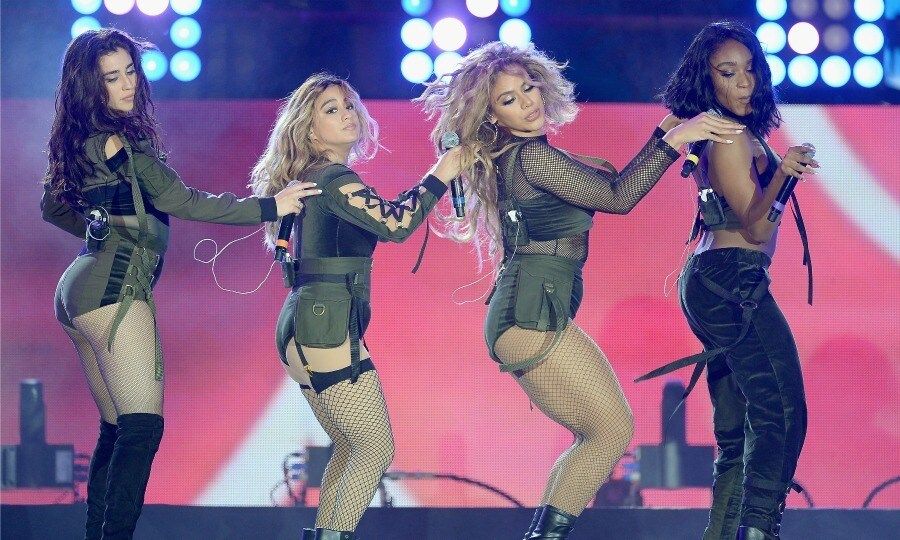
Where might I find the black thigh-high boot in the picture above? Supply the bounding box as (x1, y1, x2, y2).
(526, 505, 577, 539)
(522, 507, 545, 539)
(314, 529, 354, 539)
(703, 465, 743, 540)
(102, 413, 164, 540)
(85, 420, 117, 540)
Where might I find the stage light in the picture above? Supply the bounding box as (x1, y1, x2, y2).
(136, 0, 168, 16)
(401, 18, 432, 51)
(854, 0, 885, 22)
(434, 51, 463, 79)
(170, 50, 201, 81)
(766, 54, 787, 85)
(467, 0, 498, 18)
(823, 24, 851, 52)
(791, 0, 818, 18)
(500, 0, 531, 16)
(499, 19, 531, 48)
(757, 22, 787, 53)
(401, 0, 432, 17)
(72, 0, 102, 15)
(757, 0, 787, 20)
(821, 55, 852, 86)
(853, 23, 884, 55)
(853, 56, 883, 87)
(433, 18, 466, 52)
(170, 17, 201, 48)
(823, 0, 851, 19)
(788, 22, 820, 54)
(400, 51, 433, 83)
(71, 16, 101, 38)
(141, 50, 168, 82)
(787, 55, 818, 86)
(170, 0, 200, 16)
(104, 0, 135, 15)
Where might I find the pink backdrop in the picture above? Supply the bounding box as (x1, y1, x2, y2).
(2, 100, 897, 509)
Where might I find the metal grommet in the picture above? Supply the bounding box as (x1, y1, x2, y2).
(312, 303, 326, 316)
(740, 300, 758, 309)
(544, 282, 555, 294)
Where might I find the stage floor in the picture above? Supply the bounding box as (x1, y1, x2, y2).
(2, 505, 898, 539)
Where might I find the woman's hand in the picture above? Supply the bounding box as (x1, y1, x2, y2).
(662, 111, 745, 149)
(428, 145, 464, 185)
(776, 144, 819, 181)
(273, 181, 321, 217)
(658, 113, 684, 133)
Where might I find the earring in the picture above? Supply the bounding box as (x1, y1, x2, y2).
(480, 121, 499, 146)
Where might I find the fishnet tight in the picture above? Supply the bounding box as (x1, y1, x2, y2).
(67, 301, 163, 419)
(494, 322, 634, 516)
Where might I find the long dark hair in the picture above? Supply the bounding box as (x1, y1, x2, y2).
(44, 28, 163, 207)
(661, 21, 781, 137)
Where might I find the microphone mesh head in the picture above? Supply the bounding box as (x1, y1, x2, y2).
(440, 131, 460, 151)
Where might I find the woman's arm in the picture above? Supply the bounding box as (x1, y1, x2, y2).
(41, 187, 87, 238)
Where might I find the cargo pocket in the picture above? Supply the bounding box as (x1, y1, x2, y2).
(294, 283, 352, 348)
(513, 266, 552, 331)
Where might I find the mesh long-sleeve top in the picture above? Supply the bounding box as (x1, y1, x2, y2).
(495, 127, 680, 262)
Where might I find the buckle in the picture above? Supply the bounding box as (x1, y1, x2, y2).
(543, 282, 555, 294)
(740, 300, 758, 309)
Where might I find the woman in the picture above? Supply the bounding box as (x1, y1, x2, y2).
(416, 41, 743, 539)
(250, 73, 461, 540)
(41, 29, 317, 539)
(644, 21, 817, 540)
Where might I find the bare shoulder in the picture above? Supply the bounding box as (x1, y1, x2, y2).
(707, 131, 753, 171)
(104, 134, 124, 159)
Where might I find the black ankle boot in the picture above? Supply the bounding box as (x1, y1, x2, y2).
(526, 505, 577, 539)
(522, 507, 544, 539)
(703, 466, 743, 540)
(84, 420, 117, 540)
(301, 527, 315, 540)
(314, 528, 355, 540)
(102, 413, 164, 540)
(736, 525, 778, 539)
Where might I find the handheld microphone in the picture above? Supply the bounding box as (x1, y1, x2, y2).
(680, 139, 708, 178)
(767, 143, 815, 222)
(440, 131, 464, 218)
(274, 214, 295, 262)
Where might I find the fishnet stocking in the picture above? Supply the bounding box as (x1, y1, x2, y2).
(300, 387, 351, 528)
(309, 371, 393, 531)
(71, 301, 163, 416)
(494, 323, 634, 516)
(62, 325, 118, 424)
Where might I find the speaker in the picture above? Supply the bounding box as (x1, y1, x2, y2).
(636, 443, 714, 488)
(0, 444, 74, 488)
(20, 380, 46, 446)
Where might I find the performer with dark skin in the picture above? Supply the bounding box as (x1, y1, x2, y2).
(416, 41, 744, 539)
(251, 73, 461, 540)
(644, 21, 819, 540)
(41, 29, 317, 539)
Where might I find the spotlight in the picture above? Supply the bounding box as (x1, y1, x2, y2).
(400, 51, 433, 83)
(853, 56, 883, 87)
(757, 22, 787, 53)
(500, 0, 531, 17)
(170, 0, 201, 16)
(821, 56, 852, 86)
(823, 24, 851, 52)
(401, 0, 432, 17)
(499, 19, 531, 48)
(171, 17, 202, 49)
(434, 51, 463, 79)
(401, 18, 432, 51)
(433, 18, 467, 52)
(757, 0, 788, 20)
(791, 0, 818, 18)
(71, 16, 101, 38)
(788, 22, 820, 54)
(467, 0, 499, 18)
(170, 50, 201, 81)
(853, 23, 884, 55)
(766, 54, 787, 85)
(72, 0, 102, 15)
(854, 0, 885, 22)
(141, 50, 168, 82)
(104, 0, 135, 15)
(136, 0, 168, 16)
(823, 0, 851, 19)
(787, 55, 819, 86)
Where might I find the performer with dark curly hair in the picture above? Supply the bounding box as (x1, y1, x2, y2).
(41, 29, 317, 539)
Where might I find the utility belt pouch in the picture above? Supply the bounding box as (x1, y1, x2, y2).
(698, 188, 726, 228)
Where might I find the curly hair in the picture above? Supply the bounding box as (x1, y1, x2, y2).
(249, 73, 379, 249)
(44, 28, 163, 208)
(661, 20, 781, 137)
(415, 42, 578, 267)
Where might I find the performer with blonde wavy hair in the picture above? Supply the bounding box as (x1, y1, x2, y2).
(251, 72, 461, 540)
(416, 42, 744, 539)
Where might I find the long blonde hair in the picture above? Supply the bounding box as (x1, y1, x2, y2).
(415, 42, 578, 267)
(250, 73, 379, 249)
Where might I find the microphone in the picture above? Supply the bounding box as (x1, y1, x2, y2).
(680, 139, 708, 178)
(767, 143, 815, 222)
(440, 131, 464, 218)
(274, 214, 295, 262)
